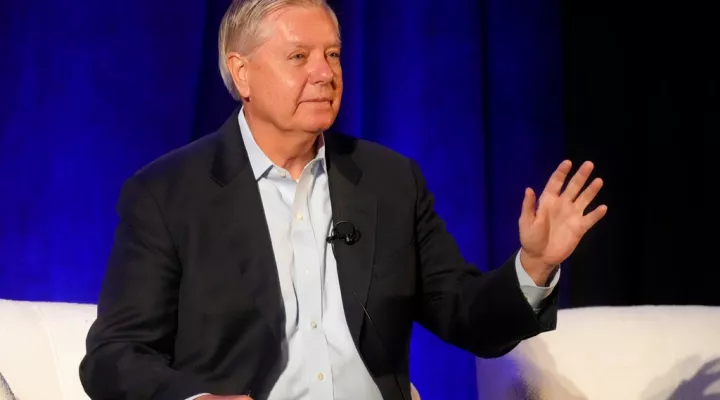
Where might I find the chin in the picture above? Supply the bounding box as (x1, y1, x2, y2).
(299, 113, 337, 132)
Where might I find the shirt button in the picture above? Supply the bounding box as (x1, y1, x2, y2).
(279, 170, 287, 178)
(296, 213, 303, 221)
(310, 321, 317, 329)
(317, 372, 324, 381)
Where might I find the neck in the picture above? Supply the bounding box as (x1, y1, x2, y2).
(244, 109, 319, 180)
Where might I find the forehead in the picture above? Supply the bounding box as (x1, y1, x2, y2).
(262, 6, 340, 46)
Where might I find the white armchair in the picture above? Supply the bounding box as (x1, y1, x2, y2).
(476, 305, 720, 399)
(4, 300, 718, 400)
(0, 299, 95, 399)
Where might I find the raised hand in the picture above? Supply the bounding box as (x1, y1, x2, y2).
(518, 160, 607, 284)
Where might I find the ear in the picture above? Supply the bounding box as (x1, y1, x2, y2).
(227, 52, 251, 99)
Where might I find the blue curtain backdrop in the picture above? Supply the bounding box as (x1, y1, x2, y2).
(0, 1, 563, 399)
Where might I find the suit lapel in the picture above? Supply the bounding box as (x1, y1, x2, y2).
(210, 107, 283, 342)
(326, 134, 377, 346)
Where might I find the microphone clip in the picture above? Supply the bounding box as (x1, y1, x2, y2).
(326, 221, 361, 245)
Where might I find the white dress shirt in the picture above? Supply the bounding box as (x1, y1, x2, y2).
(189, 109, 559, 399)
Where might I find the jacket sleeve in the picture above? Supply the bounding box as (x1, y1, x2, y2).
(410, 160, 558, 358)
(79, 176, 210, 400)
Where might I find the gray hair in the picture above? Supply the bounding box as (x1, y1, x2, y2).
(218, 0, 340, 101)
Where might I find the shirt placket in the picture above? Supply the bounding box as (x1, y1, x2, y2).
(291, 161, 334, 398)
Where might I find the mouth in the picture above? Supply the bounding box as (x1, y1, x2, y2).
(303, 98, 332, 103)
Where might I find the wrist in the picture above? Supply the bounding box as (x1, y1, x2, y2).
(519, 249, 555, 286)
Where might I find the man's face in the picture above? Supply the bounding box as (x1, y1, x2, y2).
(240, 6, 342, 134)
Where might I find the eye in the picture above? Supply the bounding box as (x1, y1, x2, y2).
(327, 51, 340, 59)
(290, 53, 306, 61)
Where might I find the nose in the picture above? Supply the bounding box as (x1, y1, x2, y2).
(309, 56, 334, 85)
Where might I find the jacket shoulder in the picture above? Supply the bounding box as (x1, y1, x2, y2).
(131, 131, 221, 187)
(328, 132, 412, 168)
(328, 132, 418, 199)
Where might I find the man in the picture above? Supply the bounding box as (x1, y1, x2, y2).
(79, 0, 607, 399)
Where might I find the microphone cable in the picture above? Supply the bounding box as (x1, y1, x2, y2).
(327, 220, 410, 400)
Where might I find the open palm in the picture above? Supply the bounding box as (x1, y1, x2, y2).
(519, 160, 607, 267)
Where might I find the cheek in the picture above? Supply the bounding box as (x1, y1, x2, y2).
(276, 73, 306, 103)
(280, 77, 304, 97)
(253, 68, 304, 108)
(333, 77, 343, 109)
(335, 76, 343, 97)
(333, 66, 343, 88)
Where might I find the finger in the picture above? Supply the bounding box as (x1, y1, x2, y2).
(581, 204, 608, 232)
(575, 177, 604, 210)
(561, 161, 594, 201)
(542, 160, 572, 198)
(519, 187, 536, 228)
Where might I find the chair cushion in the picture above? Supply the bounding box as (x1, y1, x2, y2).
(476, 305, 720, 399)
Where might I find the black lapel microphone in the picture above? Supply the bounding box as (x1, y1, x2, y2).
(326, 220, 361, 245)
(327, 221, 410, 400)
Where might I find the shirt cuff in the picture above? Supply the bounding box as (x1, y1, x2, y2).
(514, 251, 560, 310)
(185, 394, 211, 400)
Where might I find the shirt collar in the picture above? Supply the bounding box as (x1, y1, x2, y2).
(237, 107, 327, 180)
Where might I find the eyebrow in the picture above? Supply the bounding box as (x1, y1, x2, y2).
(289, 38, 342, 48)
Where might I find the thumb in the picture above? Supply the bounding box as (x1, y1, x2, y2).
(519, 187, 536, 229)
